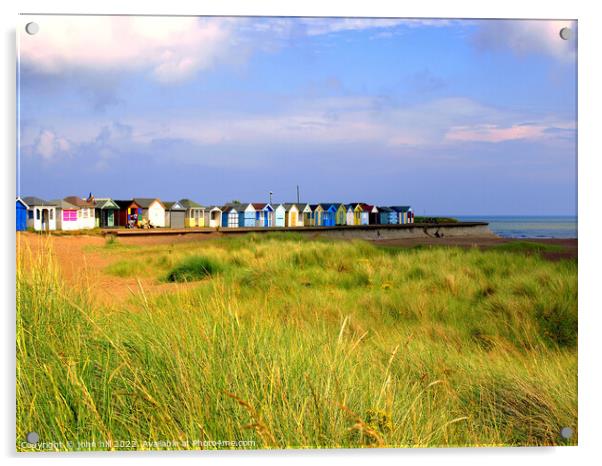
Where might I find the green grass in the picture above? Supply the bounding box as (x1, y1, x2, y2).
(414, 216, 458, 224)
(165, 255, 223, 282)
(105, 259, 151, 278)
(17, 236, 577, 450)
(50, 227, 106, 236)
(104, 234, 118, 247)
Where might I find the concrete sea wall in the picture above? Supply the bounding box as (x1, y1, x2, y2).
(285, 223, 495, 240)
(109, 222, 495, 240)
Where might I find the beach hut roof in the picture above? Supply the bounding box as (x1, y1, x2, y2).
(133, 198, 164, 209)
(319, 203, 339, 211)
(114, 199, 140, 209)
(16, 197, 29, 208)
(178, 198, 205, 209)
(377, 206, 394, 212)
(390, 205, 411, 213)
(49, 199, 80, 210)
(94, 198, 120, 210)
(221, 203, 244, 212)
(282, 203, 299, 211)
(294, 203, 312, 212)
(249, 203, 273, 211)
(22, 196, 56, 207)
(251, 202, 274, 211)
(64, 196, 96, 208)
(167, 201, 186, 211)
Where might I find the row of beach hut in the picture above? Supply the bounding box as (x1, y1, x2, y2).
(16, 195, 414, 232)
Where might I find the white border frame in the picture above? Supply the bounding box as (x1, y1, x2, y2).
(2, 1, 599, 465)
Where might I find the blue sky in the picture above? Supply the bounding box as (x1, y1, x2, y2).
(18, 16, 577, 215)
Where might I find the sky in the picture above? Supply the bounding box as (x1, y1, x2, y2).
(17, 16, 577, 215)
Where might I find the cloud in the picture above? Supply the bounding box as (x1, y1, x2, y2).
(95, 121, 133, 145)
(299, 18, 461, 36)
(300, 18, 411, 36)
(24, 122, 140, 172)
(445, 118, 576, 143)
(26, 96, 572, 167)
(32, 129, 71, 158)
(19, 16, 469, 85)
(84, 122, 138, 170)
(19, 16, 236, 83)
(445, 124, 547, 143)
(472, 20, 577, 61)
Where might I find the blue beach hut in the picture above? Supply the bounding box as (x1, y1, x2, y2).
(16, 197, 29, 231)
(390, 205, 413, 224)
(221, 203, 242, 228)
(251, 203, 274, 227)
(320, 204, 338, 227)
(242, 203, 257, 227)
(377, 206, 396, 225)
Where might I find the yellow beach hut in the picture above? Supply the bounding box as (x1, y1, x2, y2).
(335, 203, 347, 225)
(283, 203, 302, 227)
(179, 199, 206, 227)
(310, 204, 324, 226)
(299, 204, 313, 226)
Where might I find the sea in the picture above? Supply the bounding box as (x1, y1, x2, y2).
(454, 216, 578, 239)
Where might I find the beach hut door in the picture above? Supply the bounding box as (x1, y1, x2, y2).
(42, 209, 49, 231)
(107, 210, 114, 227)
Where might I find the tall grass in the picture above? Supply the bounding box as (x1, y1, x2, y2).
(165, 255, 223, 282)
(17, 236, 577, 450)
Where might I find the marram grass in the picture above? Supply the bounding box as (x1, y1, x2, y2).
(17, 235, 577, 450)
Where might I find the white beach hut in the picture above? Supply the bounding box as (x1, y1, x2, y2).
(52, 199, 81, 231)
(22, 196, 57, 231)
(209, 206, 222, 227)
(133, 198, 166, 228)
(274, 204, 286, 227)
(64, 196, 96, 229)
(346, 205, 355, 226)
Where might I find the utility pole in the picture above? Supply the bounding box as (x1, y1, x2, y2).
(296, 185, 300, 204)
(269, 191, 273, 205)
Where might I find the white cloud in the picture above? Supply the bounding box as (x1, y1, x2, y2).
(445, 124, 548, 143)
(21, 91, 574, 157)
(19, 16, 470, 84)
(19, 16, 235, 83)
(33, 129, 71, 158)
(301, 18, 410, 36)
(82, 96, 573, 150)
(299, 18, 461, 36)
